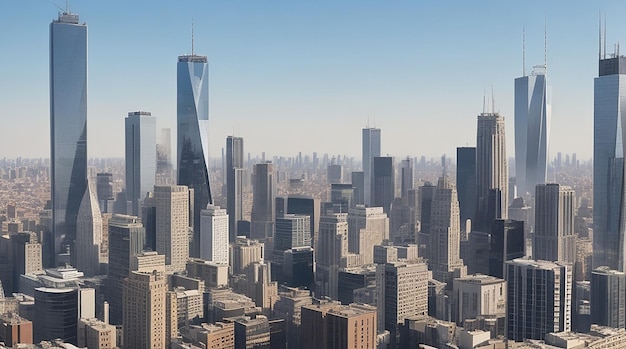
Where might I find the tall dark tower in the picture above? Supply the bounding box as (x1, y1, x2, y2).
(456, 147, 476, 232)
(226, 136, 244, 241)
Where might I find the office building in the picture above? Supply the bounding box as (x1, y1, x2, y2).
(123, 270, 167, 349)
(347, 206, 389, 265)
(33, 287, 94, 345)
(515, 64, 550, 197)
(418, 182, 437, 259)
(452, 274, 506, 325)
(330, 183, 353, 214)
(177, 53, 212, 258)
(226, 136, 244, 240)
(75, 182, 103, 277)
(234, 316, 271, 349)
(273, 286, 312, 349)
(50, 11, 88, 266)
(0, 313, 32, 347)
(200, 205, 229, 263)
(95, 173, 113, 213)
(155, 185, 190, 273)
(316, 213, 348, 299)
(286, 196, 319, 250)
(591, 266, 626, 328)
(301, 302, 377, 349)
(372, 156, 394, 214)
(106, 214, 145, 325)
(251, 162, 276, 240)
(156, 128, 174, 185)
(351, 171, 365, 206)
(327, 163, 343, 184)
(593, 53, 626, 270)
(230, 236, 265, 275)
(400, 157, 414, 201)
(534, 184, 576, 264)
(456, 147, 476, 229)
(476, 112, 508, 231)
(363, 127, 381, 206)
(283, 247, 314, 289)
(186, 259, 229, 288)
(78, 318, 116, 349)
(506, 259, 572, 341)
(125, 111, 157, 216)
(273, 214, 311, 257)
(376, 261, 429, 346)
(429, 176, 466, 284)
(489, 219, 525, 279)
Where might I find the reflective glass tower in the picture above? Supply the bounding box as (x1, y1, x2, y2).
(514, 65, 550, 197)
(177, 54, 212, 258)
(593, 54, 626, 270)
(362, 128, 381, 206)
(50, 12, 87, 264)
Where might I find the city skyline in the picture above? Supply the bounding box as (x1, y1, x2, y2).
(3, 1, 626, 160)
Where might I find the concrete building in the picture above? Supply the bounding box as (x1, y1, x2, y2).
(230, 237, 264, 275)
(429, 176, 467, 285)
(234, 316, 271, 349)
(376, 260, 429, 345)
(302, 302, 376, 349)
(453, 274, 506, 325)
(180, 322, 234, 349)
(273, 286, 312, 349)
(476, 112, 508, 231)
(173, 287, 203, 328)
(131, 250, 166, 273)
(200, 205, 229, 263)
(0, 313, 32, 347)
(534, 184, 576, 264)
(155, 185, 190, 273)
(186, 259, 229, 288)
(123, 270, 167, 349)
(78, 318, 115, 349)
(506, 259, 572, 342)
(347, 206, 389, 265)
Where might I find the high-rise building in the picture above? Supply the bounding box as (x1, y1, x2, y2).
(95, 173, 113, 213)
(78, 318, 116, 349)
(50, 11, 88, 265)
(230, 237, 265, 275)
(123, 270, 167, 349)
(362, 128, 381, 206)
(351, 171, 365, 206)
(125, 111, 157, 216)
(327, 163, 343, 184)
(429, 176, 466, 284)
(287, 196, 320, 250)
(33, 287, 95, 345)
(251, 162, 276, 240)
(106, 214, 146, 325)
(200, 205, 229, 263)
(515, 65, 550, 197)
(489, 219, 525, 279)
(273, 214, 311, 259)
(400, 158, 414, 201)
(534, 184, 576, 264)
(506, 259, 572, 342)
(452, 274, 506, 325)
(330, 183, 353, 214)
(177, 53, 212, 258)
(226, 136, 244, 241)
(418, 182, 437, 259)
(155, 185, 190, 273)
(372, 157, 394, 214)
(75, 182, 103, 276)
(0, 313, 33, 347)
(376, 261, 429, 345)
(347, 206, 389, 265)
(476, 112, 508, 231)
(301, 302, 377, 349)
(234, 316, 271, 349)
(316, 213, 348, 299)
(591, 266, 626, 328)
(594, 54, 626, 270)
(156, 128, 174, 185)
(456, 147, 477, 229)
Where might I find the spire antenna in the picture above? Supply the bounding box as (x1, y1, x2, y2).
(491, 84, 495, 114)
(482, 89, 486, 114)
(191, 19, 195, 55)
(599, 12, 602, 60)
(523, 26, 526, 76)
(544, 16, 547, 69)
(604, 14, 607, 59)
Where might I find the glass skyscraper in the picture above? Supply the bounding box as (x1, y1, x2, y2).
(50, 12, 87, 264)
(362, 128, 381, 206)
(125, 111, 157, 216)
(177, 54, 212, 258)
(593, 55, 626, 270)
(514, 65, 550, 197)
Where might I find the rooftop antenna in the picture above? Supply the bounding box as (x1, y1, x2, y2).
(544, 16, 547, 69)
(522, 26, 526, 76)
(491, 84, 495, 114)
(191, 19, 195, 55)
(604, 14, 607, 59)
(65, 0, 68, 13)
(48, 0, 64, 12)
(599, 12, 602, 60)
(482, 89, 486, 114)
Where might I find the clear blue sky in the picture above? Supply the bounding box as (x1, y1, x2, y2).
(1, 0, 624, 160)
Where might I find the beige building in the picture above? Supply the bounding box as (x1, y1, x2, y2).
(534, 184, 576, 264)
(453, 274, 506, 325)
(186, 259, 228, 288)
(78, 318, 116, 349)
(347, 206, 389, 265)
(173, 287, 203, 328)
(180, 322, 234, 349)
(230, 236, 264, 275)
(123, 270, 168, 349)
(155, 185, 190, 273)
(131, 250, 166, 273)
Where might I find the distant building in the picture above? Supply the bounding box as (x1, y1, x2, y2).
(372, 157, 394, 214)
(200, 205, 229, 263)
(362, 128, 381, 206)
(251, 163, 276, 240)
(125, 111, 157, 216)
(226, 136, 244, 241)
(591, 266, 626, 329)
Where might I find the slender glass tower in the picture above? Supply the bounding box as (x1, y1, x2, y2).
(177, 54, 212, 258)
(125, 111, 157, 216)
(593, 54, 626, 270)
(362, 128, 381, 206)
(514, 65, 550, 197)
(50, 12, 87, 264)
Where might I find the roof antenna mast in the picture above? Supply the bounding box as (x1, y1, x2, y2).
(191, 19, 195, 55)
(522, 26, 526, 76)
(604, 14, 607, 59)
(544, 16, 547, 69)
(599, 12, 602, 60)
(482, 89, 486, 114)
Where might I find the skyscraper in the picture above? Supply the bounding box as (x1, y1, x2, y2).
(400, 157, 413, 201)
(155, 185, 190, 273)
(362, 128, 381, 206)
(593, 54, 626, 270)
(591, 266, 626, 329)
(251, 162, 276, 240)
(514, 65, 550, 197)
(456, 147, 476, 229)
(75, 182, 103, 277)
(316, 213, 348, 299)
(506, 259, 572, 341)
(50, 11, 88, 265)
(200, 205, 229, 264)
(372, 156, 394, 214)
(123, 270, 167, 349)
(534, 184, 576, 264)
(347, 206, 389, 265)
(226, 136, 244, 241)
(125, 111, 157, 216)
(476, 112, 508, 231)
(429, 176, 466, 285)
(177, 53, 212, 258)
(273, 214, 311, 258)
